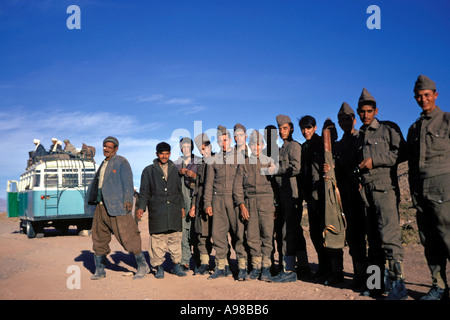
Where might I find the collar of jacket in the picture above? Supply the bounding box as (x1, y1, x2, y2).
(152, 158, 175, 175)
(420, 105, 442, 120)
(360, 118, 380, 133)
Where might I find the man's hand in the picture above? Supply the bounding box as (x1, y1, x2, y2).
(189, 205, 196, 218)
(124, 202, 132, 213)
(136, 208, 144, 219)
(205, 206, 213, 217)
(182, 208, 186, 218)
(239, 203, 250, 222)
(359, 158, 373, 170)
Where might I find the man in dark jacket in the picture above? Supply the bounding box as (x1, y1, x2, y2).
(86, 136, 149, 280)
(136, 142, 186, 278)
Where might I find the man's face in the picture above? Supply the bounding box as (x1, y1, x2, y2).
(180, 143, 192, 157)
(234, 130, 247, 148)
(201, 144, 212, 157)
(103, 142, 118, 160)
(415, 89, 438, 114)
(157, 151, 171, 164)
(301, 125, 317, 141)
(338, 114, 356, 133)
(278, 123, 292, 140)
(218, 134, 231, 152)
(250, 141, 265, 157)
(357, 105, 378, 126)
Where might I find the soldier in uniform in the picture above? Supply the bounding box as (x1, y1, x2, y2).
(233, 130, 277, 281)
(189, 133, 215, 275)
(204, 126, 247, 279)
(300, 115, 337, 283)
(174, 137, 200, 271)
(355, 88, 408, 299)
(271, 115, 309, 283)
(330, 103, 368, 287)
(407, 75, 450, 300)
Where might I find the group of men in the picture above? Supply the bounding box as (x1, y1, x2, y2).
(33, 137, 77, 156)
(85, 75, 449, 301)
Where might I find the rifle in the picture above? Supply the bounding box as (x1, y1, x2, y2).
(322, 128, 346, 249)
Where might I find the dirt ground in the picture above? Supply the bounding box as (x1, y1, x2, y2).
(1, 210, 446, 304)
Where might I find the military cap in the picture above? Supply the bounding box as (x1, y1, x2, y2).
(217, 125, 229, 137)
(234, 123, 246, 133)
(338, 102, 355, 118)
(358, 88, 377, 108)
(414, 75, 437, 92)
(194, 133, 210, 150)
(248, 129, 264, 145)
(103, 136, 119, 148)
(276, 114, 292, 127)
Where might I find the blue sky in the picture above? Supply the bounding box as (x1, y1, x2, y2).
(1, 0, 449, 203)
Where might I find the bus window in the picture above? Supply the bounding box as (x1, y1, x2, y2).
(45, 174, 58, 188)
(63, 173, 79, 187)
(34, 174, 40, 187)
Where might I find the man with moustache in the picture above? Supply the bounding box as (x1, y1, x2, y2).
(137, 142, 187, 278)
(87, 136, 149, 280)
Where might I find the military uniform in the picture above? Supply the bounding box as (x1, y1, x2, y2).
(233, 130, 276, 279)
(301, 132, 331, 274)
(407, 75, 450, 299)
(191, 133, 214, 273)
(203, 127, 247, 277)
(333, 103, 368, 283)
(273, 115, 308, 281)
(355, 89, 407, 299)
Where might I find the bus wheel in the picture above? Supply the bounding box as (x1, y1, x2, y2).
(26, 220, 36, 239)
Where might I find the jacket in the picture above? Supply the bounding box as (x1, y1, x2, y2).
(233, 153, 275, 205)
(275, 137, 302, 199)
(407, 106, 450, 180)
(138, 159, 184, 234)
(356, 118, 406, 190)
(203, 148, 239, 209)
(86, 155, 134, 216)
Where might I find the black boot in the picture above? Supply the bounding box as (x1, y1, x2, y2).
(385, 260, 408, 300)
(91, 255, 106, 280)
(133, 252, 150, 280)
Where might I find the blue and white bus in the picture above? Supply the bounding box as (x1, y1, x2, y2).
(7, 154, 98, 238)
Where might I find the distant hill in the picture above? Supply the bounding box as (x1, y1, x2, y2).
(0, 198, 6, 212)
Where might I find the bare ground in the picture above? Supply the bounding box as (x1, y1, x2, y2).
(0, 209, 444, 302)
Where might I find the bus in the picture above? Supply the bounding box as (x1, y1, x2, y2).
(7, 154, 98, 238)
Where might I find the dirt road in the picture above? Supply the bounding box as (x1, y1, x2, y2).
(0, 211, 442, 302)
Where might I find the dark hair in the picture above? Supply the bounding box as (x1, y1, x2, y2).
(156, 142, 171, 153)
(299, 115, 316, 129)
(179, 137, 194, 151)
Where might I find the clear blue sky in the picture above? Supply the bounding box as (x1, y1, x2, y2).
(1, 0, 449, 201)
